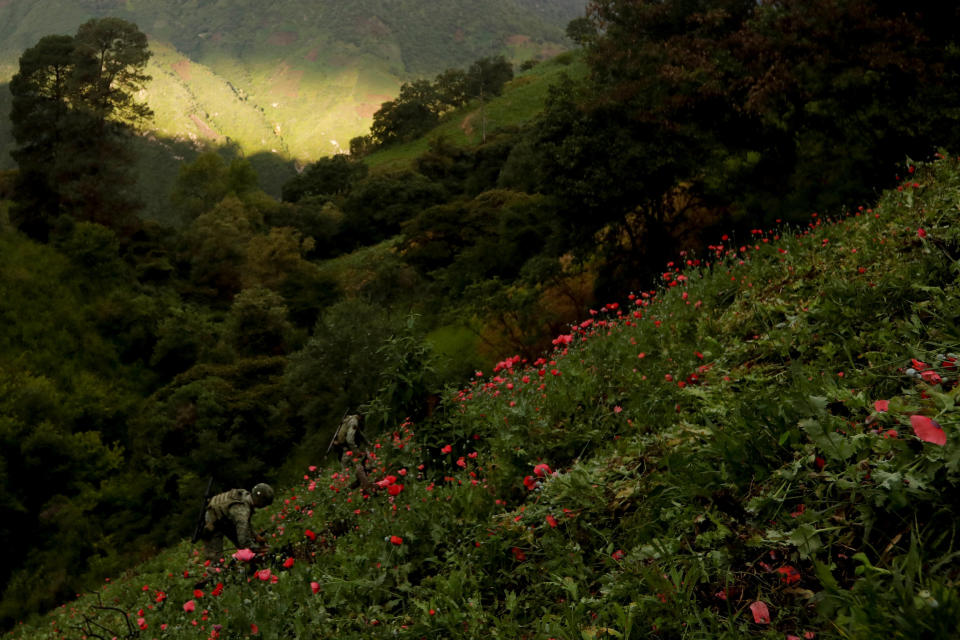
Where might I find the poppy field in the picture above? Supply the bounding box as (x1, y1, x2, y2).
(8, 156, 960, 639)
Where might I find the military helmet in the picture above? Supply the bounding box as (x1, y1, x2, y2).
(251, 483, 274, 507)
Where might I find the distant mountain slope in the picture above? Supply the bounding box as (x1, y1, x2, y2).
(0, 0, 585, 170)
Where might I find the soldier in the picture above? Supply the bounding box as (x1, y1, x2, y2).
(199, 483, 274, 563)
(330, 414, 373, 493)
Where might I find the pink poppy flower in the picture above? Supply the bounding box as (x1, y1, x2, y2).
(533, 463, 552, 477)
(441, 444, 452, 454)
(232, 548, 256, 562)
(311, 581, 321, 594)
(874, 399, 889, 412)
(183, 600, 196, 613)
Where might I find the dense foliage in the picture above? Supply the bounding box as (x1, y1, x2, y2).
(4, 0, 960, 634)
(8, 155, 960, 639)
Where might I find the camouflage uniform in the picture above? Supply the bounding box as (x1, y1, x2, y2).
(333, 414, 372, 492)
(200, 484, 272, 563)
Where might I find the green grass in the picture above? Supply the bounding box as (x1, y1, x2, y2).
(9, 155, 960, 638)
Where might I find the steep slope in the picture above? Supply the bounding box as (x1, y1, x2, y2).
(8, 156, 960, 638)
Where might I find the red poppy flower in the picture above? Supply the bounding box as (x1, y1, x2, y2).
(390, 535, 403, 545)
(910, 415, 947, 445)
(304, 529, 317, 541)
(441, 444, 452, 454)
(310, 581, 321, 594)
(874, 399, 889, 412)
(546, 514, 557, 528)
(533, 463, 552, 477)
(387, 483, 403, 496)
(777, 565, 801, 585)
(283, 557, 295, 569)
(523, 475, 538, 490)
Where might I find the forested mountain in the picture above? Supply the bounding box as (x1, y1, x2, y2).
(0, 0, 583, 172)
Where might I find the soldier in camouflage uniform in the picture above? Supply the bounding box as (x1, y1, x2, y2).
(199, 483, 274, 563)
(332, 414, 372, 493)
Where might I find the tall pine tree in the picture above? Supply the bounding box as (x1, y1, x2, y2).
(9, 18, 152, 239)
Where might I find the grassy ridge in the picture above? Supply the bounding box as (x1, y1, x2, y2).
(8, 155, 960, 638)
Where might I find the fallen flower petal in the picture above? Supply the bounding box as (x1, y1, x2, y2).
(749, 600, 771, 624)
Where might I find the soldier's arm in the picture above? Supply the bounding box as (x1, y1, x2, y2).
(230, 503, 257, 550)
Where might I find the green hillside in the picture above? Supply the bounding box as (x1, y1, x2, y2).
(364, 51, 588, 172)
(8, 156, 960, 639)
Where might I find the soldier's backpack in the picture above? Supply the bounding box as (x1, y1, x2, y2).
(206, 488, 251, 524)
